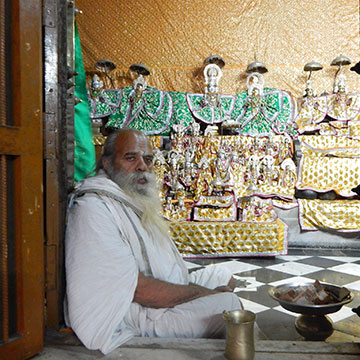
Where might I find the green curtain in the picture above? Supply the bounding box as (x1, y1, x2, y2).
(74, 22, 96, 182)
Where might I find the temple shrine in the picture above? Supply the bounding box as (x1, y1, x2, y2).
(1, 1, 360, 359)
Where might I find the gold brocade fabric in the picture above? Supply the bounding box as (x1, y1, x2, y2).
(299, 135, 360, 157)
(195, 194, 234, 207)
(164, 203, 192, 221)
(169, 219, 287, 257)
(319, 122, 352, 136)
(255, 182, 296, 200)
(193, 204, 237, 222)
(296, 156, 360, 197)
(75, 0, 360, 97)
(349, 121, 360, 136)
(149, 136, 161, 150)
(298, 199, 360, 232)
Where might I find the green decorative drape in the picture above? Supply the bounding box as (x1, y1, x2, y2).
(74, 22, 96, 182)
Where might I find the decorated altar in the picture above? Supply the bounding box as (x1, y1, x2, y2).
(88, 57, 360, 256)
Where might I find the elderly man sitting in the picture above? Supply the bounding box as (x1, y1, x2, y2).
(65, 128, 243, 354)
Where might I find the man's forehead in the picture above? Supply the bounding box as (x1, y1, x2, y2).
(115, 131, 152, 153)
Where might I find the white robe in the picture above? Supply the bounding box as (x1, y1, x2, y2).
(65, 172, 242, 354)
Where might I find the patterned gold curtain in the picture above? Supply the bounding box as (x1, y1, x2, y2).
(75, 0, 360, 98)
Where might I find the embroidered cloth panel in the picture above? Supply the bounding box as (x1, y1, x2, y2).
(299, 135, 360, 157)
(349, 121, 360, 136)
(296, 156, 360, 197)
(298, 199, 360, 232)
(169, 219, 287, 258)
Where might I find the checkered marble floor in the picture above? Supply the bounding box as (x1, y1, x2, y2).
(185, 248, 360, 341)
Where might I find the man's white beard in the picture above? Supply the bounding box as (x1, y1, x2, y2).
(109, 169, 170, 237)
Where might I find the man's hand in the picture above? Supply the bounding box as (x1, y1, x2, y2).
(134, 272, 221, 309)
(214, 285, 233, 292)
(227, 276, 236, 291)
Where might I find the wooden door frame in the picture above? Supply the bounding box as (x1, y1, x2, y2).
(43, 0, 76, 329)
(0, 0, 44, 358)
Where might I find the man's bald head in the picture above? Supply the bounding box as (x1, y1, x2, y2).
(96, 128, 153, 174)
(95, 128, 155, 195)
(112, 129, 153, 174)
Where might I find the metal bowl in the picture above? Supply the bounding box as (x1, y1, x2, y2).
(269, 282, 354, 316)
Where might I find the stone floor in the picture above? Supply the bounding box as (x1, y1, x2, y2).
(33, 338, 360, 359)
(186, 247, 360, 342)
(32, 248, 360, 359)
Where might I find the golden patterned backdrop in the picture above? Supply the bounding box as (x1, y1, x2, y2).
(75, 0, 360, 97)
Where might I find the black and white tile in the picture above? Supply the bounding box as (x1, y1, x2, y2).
(186, 249, 360, 341)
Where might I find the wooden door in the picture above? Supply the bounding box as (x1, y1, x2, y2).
(0, 1, 44, 359)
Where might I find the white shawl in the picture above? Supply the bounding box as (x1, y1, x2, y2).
(65, 172, 189, 353)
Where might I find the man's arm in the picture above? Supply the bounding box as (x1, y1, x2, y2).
(133, 272, 231, 309)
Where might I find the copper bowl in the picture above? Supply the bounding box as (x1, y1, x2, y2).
(269, 282, 354, 316)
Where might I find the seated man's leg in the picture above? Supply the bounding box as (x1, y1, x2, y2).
(145, 292, 242, 339)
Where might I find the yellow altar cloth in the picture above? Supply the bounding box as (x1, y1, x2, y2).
(299, 135, 360, 158)
(298, 199, 360, 232)
(349, 121, 360, 136)
(169, 219, 287, 258)
(296, 156, 360, 197)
